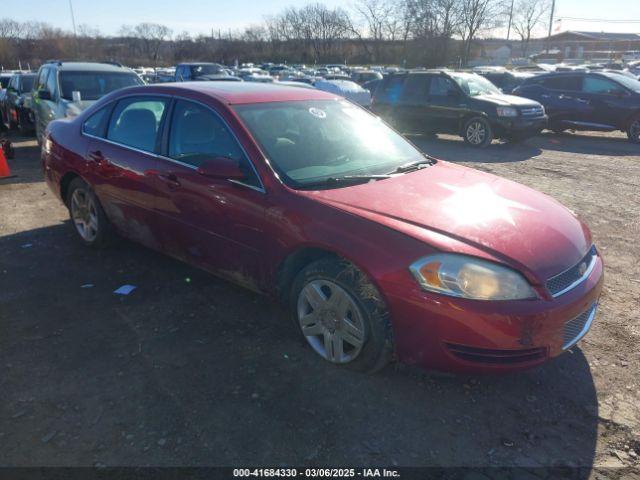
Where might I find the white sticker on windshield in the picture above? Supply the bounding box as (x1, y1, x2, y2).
(308, 107, 327, 119)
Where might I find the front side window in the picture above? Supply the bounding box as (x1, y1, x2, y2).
(429, 76, 458, 96)
(45, 69, 58, 97)
(234, 100, 424, 189)
(449, 73, 500, 96)
(582, 76, 625, 95)
(59, 71, 143, 101)
(107, 97, 167, 152)
(36, 68, 49, 91)
(169, 100, 244, 165)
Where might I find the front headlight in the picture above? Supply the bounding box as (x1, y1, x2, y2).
(409, 254, 537, 300)
(497, 107, 518, 117)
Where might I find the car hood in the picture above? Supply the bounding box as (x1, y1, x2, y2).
(475, 93, 541, 107)
(297, 161, 591, 282)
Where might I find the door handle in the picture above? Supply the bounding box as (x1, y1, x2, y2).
(158, 173, 181, 189)
(88, 149, 104, 162)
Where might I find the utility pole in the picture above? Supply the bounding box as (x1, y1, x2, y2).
(506, 0, 515, 41)
(68, 0, 78, 56)
(546, 0, 556, 53)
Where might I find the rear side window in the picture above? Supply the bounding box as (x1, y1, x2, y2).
(540, 76, 582, 91)
(83, 105, 111, 137)
(400, 74, 430, 102)
(376, 75, 405, 103)
(107, 97, 167, 152)
(582, 76, 625, 95)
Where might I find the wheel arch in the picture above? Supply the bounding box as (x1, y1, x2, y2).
(59, 171, 82, 207)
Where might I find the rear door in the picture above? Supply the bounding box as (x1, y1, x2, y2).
(579, 74, 633, 129)
(371, 74, 406, 129)
(84, 95, 168, 249)
(154, 98, 267, 289)
(394, 73, 431, 134)
(537, 75, 586, 127)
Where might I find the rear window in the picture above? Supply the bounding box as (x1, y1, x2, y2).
(59, 71, 143, 101)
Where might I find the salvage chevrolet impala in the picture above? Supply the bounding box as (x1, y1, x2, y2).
(42, 82, 603, 373)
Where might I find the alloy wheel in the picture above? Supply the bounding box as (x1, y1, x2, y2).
(297, 279, 366, 364)
(70, 189, 99, 242)
(466, 121, 486, 145)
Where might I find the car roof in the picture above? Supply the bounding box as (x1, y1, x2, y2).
(44, 62, 133, 73)
(132, 81, 339, 105)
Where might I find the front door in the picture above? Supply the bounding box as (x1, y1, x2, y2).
(154, 99, 267, 290)
(33, 67, 57, 141)
(579, 75, 633, 129)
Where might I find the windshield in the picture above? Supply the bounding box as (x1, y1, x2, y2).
(234, 100, 424, 189)
(59, 71, 143, 101)
(450, 73, 502, 96)
(604, 73, 640, 92)
(21, 76, 35, 92)
(191, 64, 224, 77)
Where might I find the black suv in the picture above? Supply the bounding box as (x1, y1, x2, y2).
(513, 71, 640, 143)
(475, 70, 535, 94)
(371, 70, 547, 147)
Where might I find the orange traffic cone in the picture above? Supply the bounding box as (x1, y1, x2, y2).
(0, 145, 12, 179)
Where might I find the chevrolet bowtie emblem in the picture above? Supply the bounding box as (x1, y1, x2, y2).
(578, 262, 588, 276)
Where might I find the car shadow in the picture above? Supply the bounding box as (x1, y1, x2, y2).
(407, 134, 544, 164)
(1, 222, 599, 472)
(534, 131, 638, 157)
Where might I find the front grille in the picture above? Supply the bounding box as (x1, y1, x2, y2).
(445, 343, 547, 365)
(520, 106, 545, 117)
(546, 245, 597, 297)
(563, 303, 597, 350)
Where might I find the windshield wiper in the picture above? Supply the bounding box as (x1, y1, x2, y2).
(298, 174, 391, 189)
(388, 155, 437, 174)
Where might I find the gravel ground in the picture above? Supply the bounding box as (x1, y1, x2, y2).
(0, 131, 638, 477)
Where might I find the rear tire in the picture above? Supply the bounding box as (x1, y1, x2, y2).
(627, 115, 640, 144)
(289, 258, 394, 373)
(66, 178, 114, 248)
(463, 117, 493, 147)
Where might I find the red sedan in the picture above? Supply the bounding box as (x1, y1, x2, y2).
(42, 82, 603, 374)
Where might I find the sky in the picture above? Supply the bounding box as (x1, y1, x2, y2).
(8, 0, 640, 37)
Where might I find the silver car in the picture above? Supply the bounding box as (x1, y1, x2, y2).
(32, 61, 143, 144)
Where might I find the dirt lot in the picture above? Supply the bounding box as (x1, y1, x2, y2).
(1, 131, 639, 476)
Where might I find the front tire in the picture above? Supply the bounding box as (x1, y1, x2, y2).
(66, 178, 113, 248)
(290, 258, 394, 373)
(627, 115, 640, 144)
(463, 117, 493, 147)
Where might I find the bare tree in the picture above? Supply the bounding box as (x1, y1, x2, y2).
(353, 0, 400, 61)
(457, 0, 505, 65)
(512, 0, 549, 57)
(120, 22, 173, 65)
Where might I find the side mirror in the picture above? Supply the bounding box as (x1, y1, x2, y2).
(196, 157, 245, 180)
(37, 89, 52, 100)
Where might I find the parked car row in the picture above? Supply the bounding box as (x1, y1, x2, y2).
(3, 60, 640, 147)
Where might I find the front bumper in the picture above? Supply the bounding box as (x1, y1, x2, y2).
(381, 254, 603, 374)
(494, 115, 548, 136)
